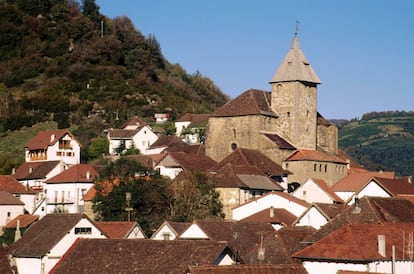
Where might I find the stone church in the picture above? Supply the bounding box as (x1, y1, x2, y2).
(205, 35, 348, 186)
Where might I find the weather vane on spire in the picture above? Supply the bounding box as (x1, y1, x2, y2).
(295, 20, 300, 37)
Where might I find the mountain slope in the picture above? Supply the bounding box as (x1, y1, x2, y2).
(338, 111, 414, 176)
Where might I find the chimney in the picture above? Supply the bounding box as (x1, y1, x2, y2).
(11, 168, 15, 175)
(86, 171, 91, 179)
(378, 235, 386, 257)
(50, 134, 55, 142)
(29, 167, 33, 174)
(353, 197, 361, 213)
(269, 206, 275, 218)
(15, 220, 21, 242)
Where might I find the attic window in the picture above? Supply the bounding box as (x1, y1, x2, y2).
(75, 227, 92, 235)
(231, 143, 237, 151)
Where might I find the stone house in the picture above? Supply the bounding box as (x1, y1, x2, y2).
(205, 35, 347, 186)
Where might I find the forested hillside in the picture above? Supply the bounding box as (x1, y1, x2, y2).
(0, 0, 228, 173)
(338, 111, 414, 177)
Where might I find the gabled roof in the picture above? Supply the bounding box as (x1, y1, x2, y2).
(305, 178, 344, 203)
(232, 191, 310, 211)
(94, 221, 145, 239)
(211, 148, 289, 176)
(11, 214, 97, 257)
(0, 191, 24, 205)
(151, 221, 191, 239)
(5, 214, 39, 229)
(292, 203, 347, 227)
(107, 128, 139, 139)
(45, 164, 99, 184)
(263, 133, 296, 150)
(187, 264, 307, 274)
(0, 175, 30, 193)
(13, 161, 61, 180)
(270, 36, 321, 84)
(122, 116, 148, 129)
(285, 149, 347, 164)
(176, 113, 210, 127)
(240, 207, 297, 226)
(149, 135, 185, 149)
(210, 163, 284, 191)
(210, 89, 276, 117)
(25, 129, 75, 150)
(364, 176, 414, 196)
(126, 154, 165, 169)
(294, 222, 414, 262)
(180, 220, 275, 263)
(303, 196, 414, 244)
(158, 152, 217, 172)
(50, 239, 240, 274)
(331, 171, 395, 192)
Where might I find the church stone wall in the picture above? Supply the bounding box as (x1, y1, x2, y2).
(317, 124, 338, 155)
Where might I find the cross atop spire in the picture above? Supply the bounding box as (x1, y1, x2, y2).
(295, 20, 300, 37)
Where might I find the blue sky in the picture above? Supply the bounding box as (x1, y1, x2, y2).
(96, 0, 414, 119)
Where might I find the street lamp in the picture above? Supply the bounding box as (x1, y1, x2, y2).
(125, 192, 133, 222)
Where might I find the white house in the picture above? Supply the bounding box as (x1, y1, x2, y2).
(44, 164, 98, 214)
(151, 221, 190, 240)
(107, 116, 158, 155)
(10, 214, 107, 274)
(293, 203, 346, 230)
(231, 191, 309, 221)
(0, 191, 25, 228)
(292, 178, 343, 204)
(25, 129, 81, 165)
(175, 113, 209, 144)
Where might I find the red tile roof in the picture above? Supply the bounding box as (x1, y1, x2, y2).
(285, 149, 347, 164)
(122, 116, 148, 129)
(50, 239, 240, 274)
(369, 176, 414, 196)
(94, 221, 140, 239)
(163, 152, 217, 172)
(45, 164, 98, 184)
(210, 89, 276, 117)
(187, 264, 307, 274)
(25, 129, 75, 150)
(149, 135, 184, 149)
(0, 191, 24, 205)
(0, 175, 29, 193)
(5, 214, 39, 229)
(211, 148, 289, 176)
(240, 207, 297, 226)
(304, 196, 414, 244)
(294, 222, 414, 262)
(331, 171, 396, 192)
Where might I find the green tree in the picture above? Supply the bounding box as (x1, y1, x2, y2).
(162, 120, 176, 136)
(92, 158, 172, 234)
(171, 170, 224, 222)
(87, 137, 109, 159)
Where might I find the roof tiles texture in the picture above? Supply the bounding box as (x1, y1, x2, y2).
(331, 171, 396, 192)
(0, 175, 27, 193)
(0, 191, 24, 205)
(240, 207, 297, 226)
(286, 149, 346, 164)
(304, 196, 414, 244)
(13, 161, 61, 180)
(210, 89, 275, 117)
(11, 214, 85, 257)
(295, 222, 414, 262)
(4, 214, 39, 229)
(187, 264, 307, 274)
(25, 129, 70, 150)
(50, 239, 236, 274)
(94, 221, 137, 239)
(45, 164, 98, 184)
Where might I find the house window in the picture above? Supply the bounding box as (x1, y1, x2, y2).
(59, 140, 72, 149)
(7, 212, 11, 217)
(75, 227, 92, 235)
(162, 232, 171, 240)
(231, 143, 237, 151)
(314, 164, 317, 172)
(287, 112, 290, 118)
(325, 165, 327, 172)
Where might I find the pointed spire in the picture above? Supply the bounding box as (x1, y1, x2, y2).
(269, 33, 321, 84)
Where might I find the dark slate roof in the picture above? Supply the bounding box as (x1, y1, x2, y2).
(304, 196, 414, 244)
(187, 264, 307, 274)
(45, 164, 98, 184)
(13, 161, 61, 180)
(50, 239, 240, 274)
(263, 133, 296, 150)
(210, 89, 276, 117)
(182, 220, 275, 263)
(210, 163, 284, 191)
(210, 148, 289, 176)
(25, 129, 73, 150)
(270, 36, 321, 84)
(107, 129, 139, 139)
(11, 214, 87, 257)
(0, 191, 24, 205)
